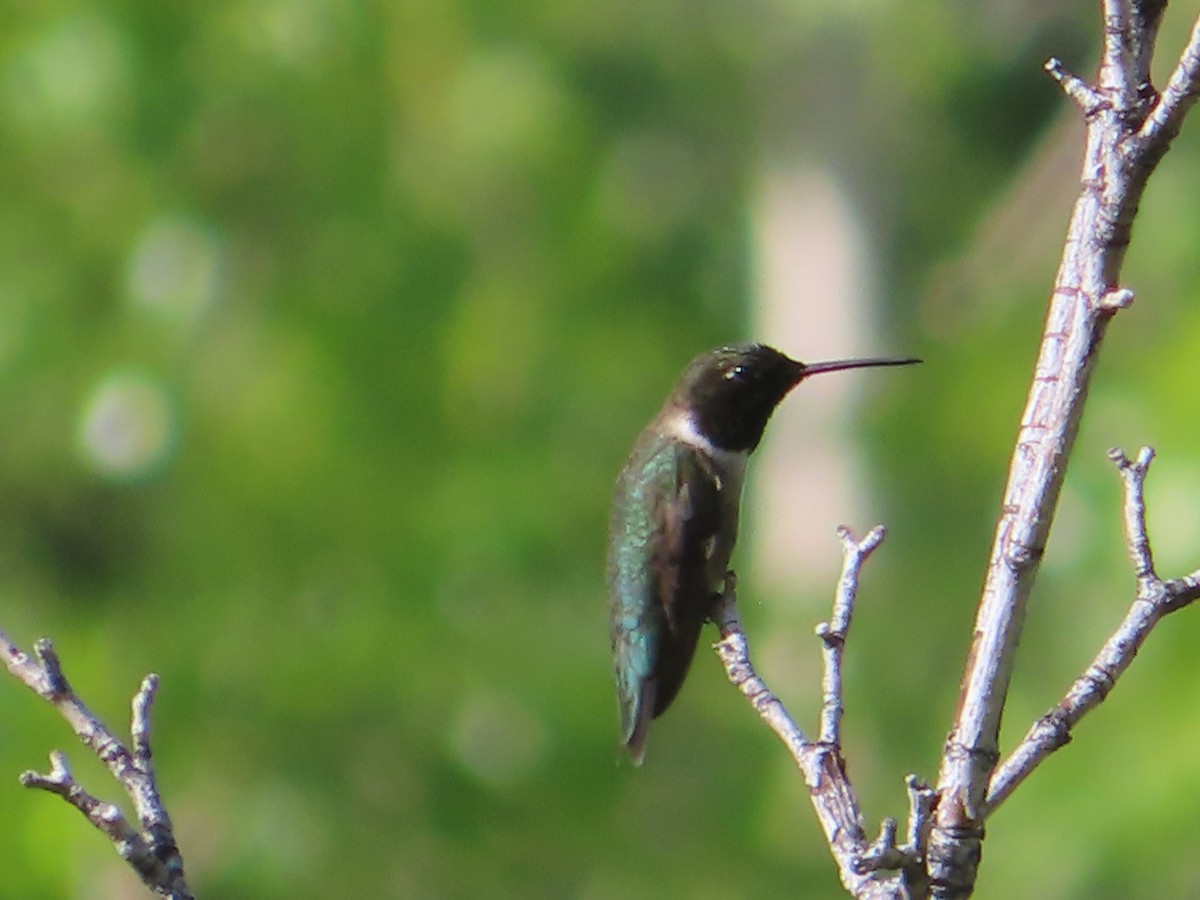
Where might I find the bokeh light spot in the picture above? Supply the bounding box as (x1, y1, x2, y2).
(126, 215, 224, 326)
(78, 372, 176, 480)
(2, 15, 130, 136)
(451, 690, 545, 788)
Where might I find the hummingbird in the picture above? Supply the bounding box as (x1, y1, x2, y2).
(607, 343, 920, 764)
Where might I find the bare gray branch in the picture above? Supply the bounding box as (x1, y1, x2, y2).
(1, 629, 192, 900)
(985, 448, 1200, 811)
(713, 529, 926, 898)
(818, 525, 886, 746)
(928, 5, 1200, 897)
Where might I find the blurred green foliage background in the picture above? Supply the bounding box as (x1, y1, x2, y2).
(3, 1, 1200, 897)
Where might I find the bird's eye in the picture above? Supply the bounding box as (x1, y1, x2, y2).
(724, 365, 746, 381)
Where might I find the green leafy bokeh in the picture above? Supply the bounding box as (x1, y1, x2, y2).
(3, 2, 1200, 898)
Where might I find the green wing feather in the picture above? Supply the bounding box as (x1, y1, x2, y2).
(608, 437, 722, 763)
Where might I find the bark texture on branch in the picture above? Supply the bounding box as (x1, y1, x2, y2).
(715, 529, 933, 899)
(1, 631, 192, 900)
(928, 4, 1200, 897)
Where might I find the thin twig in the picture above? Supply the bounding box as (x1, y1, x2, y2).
(712, 581, 810, 761)
(1045, 58, 1102, 112)
(713, 529, 921, 899)
(20, 751, 150, 869)
(1140, 15, 1200, 143)
(1129, 0, 1169, 88)
(902, 775, 937, 865)
(1101, 0, 1136, 99)
(1, 629, 192, 900)
(985, 448, 1200, 811)
(818, 525, 887, 746)
(1114, 446, 1157, 580)
(858, 818, 903, 873)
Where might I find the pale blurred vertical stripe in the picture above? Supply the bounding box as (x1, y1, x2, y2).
(749, 165, 878, 610)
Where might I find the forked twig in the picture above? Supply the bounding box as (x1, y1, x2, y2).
(986, 449, 1200, 811)
(1, 631, 191, 900)
(714, 528, 930, 898)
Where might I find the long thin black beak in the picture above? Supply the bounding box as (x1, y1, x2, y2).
(800, 357, 922, 378)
